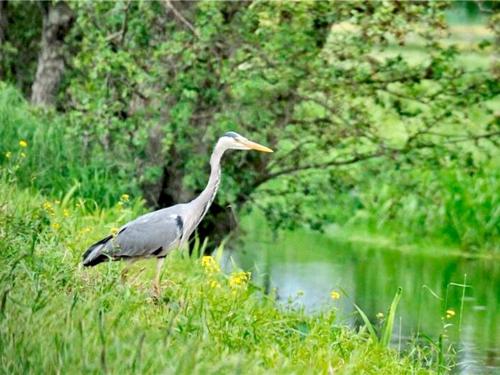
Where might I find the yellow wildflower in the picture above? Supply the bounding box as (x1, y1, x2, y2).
(376, 312, 384, 320)
(201, 256, 220, 274)
(111, 227, 120, 236)
(229, 271, 251, 289)
(209, 280, 221, 289)
(5, 151, 11, 159)
(19, 140, 28, 148)
(81, 227, 91, 234)
(63, 209, 70, 217)
(42, 201, 55, 216)
(51, 223, 61, 230)
(446, 309, 456, 319)
(330, 291, 341, 300)
(120, 194, 130, 202)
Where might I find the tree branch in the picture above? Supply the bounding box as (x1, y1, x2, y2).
(119, 0, 131, 46)
(163, 0, 199, 38)
(254, 131, 500, 189)
(256, 150, 387, 187)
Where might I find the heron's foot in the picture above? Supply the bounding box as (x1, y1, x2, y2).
(121, 259, 140, 283)
(151, 281, 161, 300)
(120, 268, 129, 283)
(129, 267, 146, 285)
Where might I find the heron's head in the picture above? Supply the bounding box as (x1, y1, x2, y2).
(219, 131, 273, 153)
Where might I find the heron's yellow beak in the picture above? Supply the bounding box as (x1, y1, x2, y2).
(241, 139, 273, 153)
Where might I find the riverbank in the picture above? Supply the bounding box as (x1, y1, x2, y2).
(327, 227, 500, 260)
(236, 217, 499, 373)
(0, 182, 442, 373)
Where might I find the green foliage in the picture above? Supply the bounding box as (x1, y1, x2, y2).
(1, 1, 498, 252)
(334, 159, 499, 252)
(0, 181, 433, 374)
(60, 1, 498, 210)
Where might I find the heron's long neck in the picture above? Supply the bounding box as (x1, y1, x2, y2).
(191, 143, 224, 221)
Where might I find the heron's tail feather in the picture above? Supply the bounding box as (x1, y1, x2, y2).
(82, 235, 113, 267)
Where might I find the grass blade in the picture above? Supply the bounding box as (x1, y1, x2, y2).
(381, 287, 403, 347)
(353, 303, 378, 344)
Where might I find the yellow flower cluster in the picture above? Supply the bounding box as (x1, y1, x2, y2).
(201, 256, 220, 273)
(4, 141, 28, 160)
(118, 194, 130, 208)
(446, 309, 455, 319)
(80, 227, 92, 234)
(42, 200, 70, 231)
(111, 227, 120, 237)
(42, 201, 69, 217)
(229, 271, 251, 289)
(330, 290, 341, 300)
(209, 280, 221, 289)
(42, 201, 56, 216)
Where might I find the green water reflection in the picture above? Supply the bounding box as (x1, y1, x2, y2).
(232, 221, 499, 373)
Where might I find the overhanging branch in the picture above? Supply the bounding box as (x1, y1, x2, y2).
(254, 131, 500, 189)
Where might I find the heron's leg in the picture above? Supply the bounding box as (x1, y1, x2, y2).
(152, 257, 165, 297)
(121, 258, 138, 282)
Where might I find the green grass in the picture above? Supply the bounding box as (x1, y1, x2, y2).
(341, 163, 499, 254)
(0, 83, 141, 207)
(0, 181, 440, 374)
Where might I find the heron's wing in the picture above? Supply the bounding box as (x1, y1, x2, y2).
(110, 210, 184, 258)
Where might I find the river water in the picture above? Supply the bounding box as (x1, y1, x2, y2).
(229, 220, 499, 374)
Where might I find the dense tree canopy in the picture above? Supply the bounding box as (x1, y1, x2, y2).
(1, 1, 498, 242)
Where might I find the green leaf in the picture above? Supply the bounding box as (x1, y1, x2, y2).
(381, 287, 403, 347)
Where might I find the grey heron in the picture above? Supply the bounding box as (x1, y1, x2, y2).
(82, 132, 273, 295)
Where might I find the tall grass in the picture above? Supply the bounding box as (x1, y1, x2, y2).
(0, 83, 140, 206)
(354, 287, 403, 348)
(0, 181, 433, 374)
(331, 161, 500, 253)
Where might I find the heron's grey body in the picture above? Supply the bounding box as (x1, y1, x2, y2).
(82, 132, 272, 295)
(82, 137, 226, 267)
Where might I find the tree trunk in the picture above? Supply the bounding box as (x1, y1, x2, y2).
(31, 1, 74, 106)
